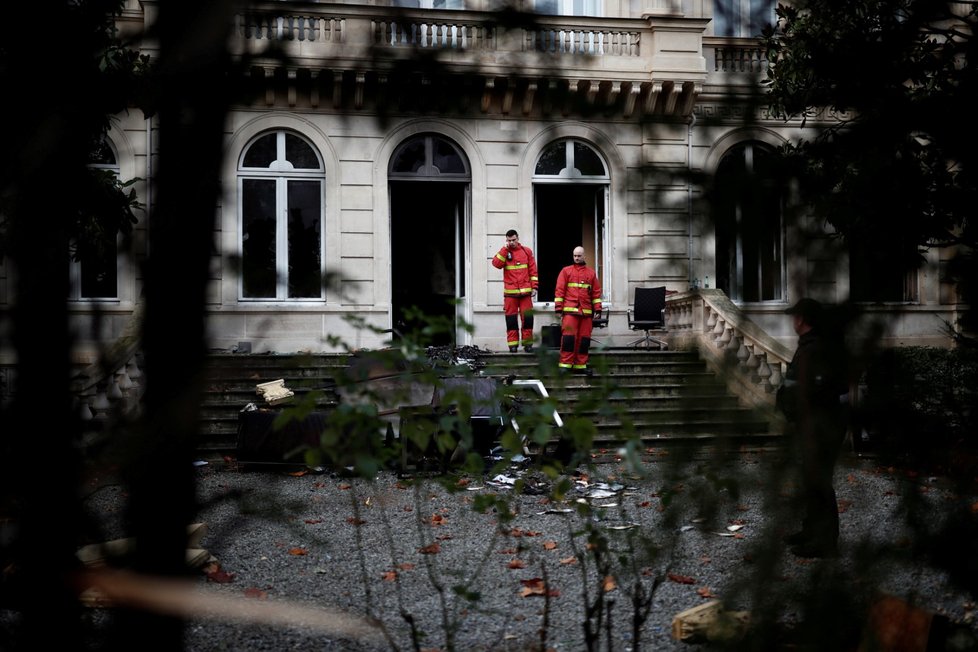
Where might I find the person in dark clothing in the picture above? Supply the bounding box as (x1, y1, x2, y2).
(777, 297, 849, 558)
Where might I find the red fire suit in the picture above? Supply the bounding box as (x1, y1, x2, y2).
(492, 244, 538, 349)
(554, 262, 602, 370)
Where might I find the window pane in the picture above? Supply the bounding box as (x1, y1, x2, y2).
(574, 142, 605, 176)
(242, 179, 278, 298)
(243, 133, 277, 168)
(287, 180, 323, 298)
(89, 140, 116, 166)
(535, 142, 565, 175)
(713, 0, 741, 37)
(534, 0, 558, 14)
(749, 0, 775, 36)
(391, 139, 427, 174)
(80, 241, 118, 299)
(432, 138, 465, 174)
(285, 133, 321, 170)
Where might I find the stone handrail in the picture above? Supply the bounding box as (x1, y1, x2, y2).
(71, 302, 145, 424)
(703, 37, 768, 74)
(665, 289, 792, 412)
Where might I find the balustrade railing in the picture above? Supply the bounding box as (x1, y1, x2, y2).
(70, 305, 145, 429)
(374, 19, 494, 50)
(525, 27, 641, 56)
(665, 289, 792, 409)
(706, 38, 768, 73)
(224, 2, 707, 87)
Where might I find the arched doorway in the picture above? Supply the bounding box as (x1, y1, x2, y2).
(533, 139, 609, 303)
(389, 133, 471, 346)
(714, 141, 785, 302)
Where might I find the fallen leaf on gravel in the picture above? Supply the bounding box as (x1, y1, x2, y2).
(436, 534, 453, 541)
(244, 587, 267, 599)
(205, 567, 235, 584)
(667, 573, 696, 585)
(837, 500, 853, 514)
(641, 567, 654, 576)
(347, 517, 366, 525)
(456, 478, 470, 487)
(429, 514, 447, 526)
(508, 559, 526, 569)
(638, 501, 652, 508)
(338, 484, 352, 490)
(697, 587, 715, 598)
(419, 543, 441, 555)
(381, 571, 397, 582)
(402, 506, 413, 512)
(304, 518, 323, 524)
(519, 578, 559, 598)
(602, 576, 616, 592)
(288, 548, 308, 556)
(543, 541, 558, 550)
(560, 556, 578, 565)
(499, 548, 517, 555)
(397, 563, 415, 571)
(287, 470, 308, 477)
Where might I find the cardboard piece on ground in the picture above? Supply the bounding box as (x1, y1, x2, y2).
(255, 379, 294, 405)
(77, 523, 211, 568)
(77, 524, 217, 608)
(672, 600, 750, 644)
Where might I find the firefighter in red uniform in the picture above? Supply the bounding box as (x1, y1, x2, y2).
(491, 229, 539, 352)
(554, 246, 602, 373)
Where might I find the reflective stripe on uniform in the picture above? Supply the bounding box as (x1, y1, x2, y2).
(505, 264, 528, 270)
(567, 282, 591, 289)
(503, 287, 533, 295)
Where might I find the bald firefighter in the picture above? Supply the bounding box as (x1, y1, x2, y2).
(554, 246, 602, 373)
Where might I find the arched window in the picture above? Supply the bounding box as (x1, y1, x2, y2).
(73, 139, 121, 300)
(534, 139, 608, 180)
(714, 141, 785, 303)
(238, 130, 325, 300)
(389, 134, 469, 180)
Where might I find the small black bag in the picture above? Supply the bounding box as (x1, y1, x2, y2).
(541, 324, 561, 350)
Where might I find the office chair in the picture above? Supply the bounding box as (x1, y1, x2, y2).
(626, 286, 668, 349)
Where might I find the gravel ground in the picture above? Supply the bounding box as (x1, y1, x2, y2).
(81, 447, 978, 651)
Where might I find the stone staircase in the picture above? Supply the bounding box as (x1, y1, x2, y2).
(199, 348, 777, 459)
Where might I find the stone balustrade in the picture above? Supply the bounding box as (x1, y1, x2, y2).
(224, 2, 708, 116)
(665, 288, 793, 410)
(71, 304, 145, 429)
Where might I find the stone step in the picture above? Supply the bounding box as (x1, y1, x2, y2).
(196, 348, 775, 458)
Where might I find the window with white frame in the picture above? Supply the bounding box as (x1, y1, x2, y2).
(238, 130, 325, 300)
(73, 140, 121, 300)
(713, 0, 775, 37)
(533, 0, 602, 16)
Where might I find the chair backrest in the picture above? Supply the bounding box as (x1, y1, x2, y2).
(633, 286, 666, 325)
